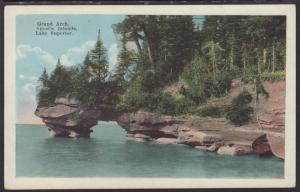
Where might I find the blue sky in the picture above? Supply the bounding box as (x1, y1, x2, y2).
(16, 15, 125, 123)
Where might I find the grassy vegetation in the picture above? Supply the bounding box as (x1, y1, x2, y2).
(260, 71, 285, 82)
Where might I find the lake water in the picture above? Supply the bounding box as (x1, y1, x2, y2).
(16, 123, 284, 178)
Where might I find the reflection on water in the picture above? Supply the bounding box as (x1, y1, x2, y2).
(16, 124, 284, 178)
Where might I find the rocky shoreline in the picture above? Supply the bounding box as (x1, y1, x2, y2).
(35, 103, 284, 159)
(117, 111, 284, 157)
(34, 80, 285, 159)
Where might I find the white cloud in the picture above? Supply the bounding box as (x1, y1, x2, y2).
(59, 40, 95, 66)
(19, 74, 38, 82)
(16, 41, 96, 67)
(108, 43, 119, 71)
(16, 44, 56, 65)
(67, 40, 95, 55)
(22, 83, 37, 107)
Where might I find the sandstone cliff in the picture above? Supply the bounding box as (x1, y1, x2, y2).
(35, 80, 285, 159)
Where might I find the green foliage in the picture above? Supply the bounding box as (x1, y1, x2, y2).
(181, 57, 232, 104)
(48, 59, 74, 98)
(37, 68, 54, 107)
(114, 34, 137, 82)
(36, 16, 286, 118)
(181, 58, 213, 104)
(116, 77, 146, 112)
(116, 76, 193, 115)
(37, 88, 55, 107)
(225, 90, 254, 125)
(194, 106, 224, 118)
(242, 64, 270, 100)
(36, 32, 119, 108)
(37, 61, 74, 107)
(113, 15, 195, 83)
(260, 71, 285, 82)
(87, 31, 109, 80)
(155, 92, 194, 115)
(140, 70, 164, 92)
(211, 71, 233, 97)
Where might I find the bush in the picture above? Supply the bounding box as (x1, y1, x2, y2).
(225, 90, 253, 125)
(140, 70, 164, 92)
(155, 92, 194, 116)
(174, 99, 193, 115)
(116, 77, 147, 112)
(181, 58, 233, 104)
(211, 72, 232, 97)
(181, 58, 214, 104)
(195, 106, 224, 118)
(117, 75, 194, 116)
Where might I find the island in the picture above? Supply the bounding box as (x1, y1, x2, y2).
(34, 16, 286, 159)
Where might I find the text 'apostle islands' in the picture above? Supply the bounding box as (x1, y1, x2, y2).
(35, 21, 78, 36)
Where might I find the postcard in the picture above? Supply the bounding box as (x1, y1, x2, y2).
(4, 4, 296, 189)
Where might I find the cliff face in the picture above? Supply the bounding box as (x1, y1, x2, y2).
(230, 79, 285, 132)
(35, 80, 285, 159)
(230, 79, 285, 158)
(118, 111, 266, 156)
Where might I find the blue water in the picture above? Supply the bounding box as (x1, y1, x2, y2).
(16, 123, 284, 178)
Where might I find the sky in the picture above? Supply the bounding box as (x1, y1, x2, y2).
(16, 15, 125, 124)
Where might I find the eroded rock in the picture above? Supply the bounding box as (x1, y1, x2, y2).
(217, 144, 253, 156)
(199, 142, 224, 152)
(177, 126, 223, 146)
(217, 146, 237, 155)
(117, 111, 184, 139)
(35, 98, 115, 138)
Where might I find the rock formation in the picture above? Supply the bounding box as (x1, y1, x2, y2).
(35, 80, 285, 159)
(118, 111, 266, 155)
(34, 98, 120, 138)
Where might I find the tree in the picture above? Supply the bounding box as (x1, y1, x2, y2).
(159, 16, 195, 81)
(114, 33, 136, 82)
(113, 15, 195, 83)
(38, 68, 49, 87)
(36, 17, 286, 116)
(182, 57, 213, 104)
(48, 58, 73, 98)
(37, 68, 54, 107)
(201, 41, 224, 80)
(89, 30, 109, 80)
(226, 90, 254, 125)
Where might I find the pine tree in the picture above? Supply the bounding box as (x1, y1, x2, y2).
(89, 29, 109, 80)
(115, 33, 135, 80)
(49, 58, 73, 98)
(38, 68, 49, 87)
(201, 41, 224, 80)
(37, 68, 53, 107)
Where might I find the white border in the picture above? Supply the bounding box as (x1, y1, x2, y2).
(4, 5, 296, 189)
